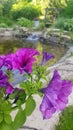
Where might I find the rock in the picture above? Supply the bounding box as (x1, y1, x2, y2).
(4, 31, 12, 36)
(34, 20, 40, 28)
(12, 30, 20, 37)
(19, 27, 29, 33)
(0, 27, 29, 38)
(39, 36, 46, 42)
(49, 36, 60, 44)
(41, 28, 72, 46)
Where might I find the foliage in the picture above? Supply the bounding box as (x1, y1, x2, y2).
(32, 0, 50, 14)
(0, 23, 8, 28)
(0, 17, 14, 27)
(49, 0, 66, 13)
(55, 106, 73, 130)
(11, 4, 41, 20)
(64, 18, 73, 31)
(55, 17, 73, 32)
(0, 3, 3, 16)
(17, 17, 34, 28)
(60, 0, 73, 18)
(55, 17, 66, 29)
(13, 108, 26, 130)
(49, 0, 73, 29)
(1, 0, 16, 17)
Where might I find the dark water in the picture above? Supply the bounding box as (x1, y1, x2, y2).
(0, 38, 67, 65)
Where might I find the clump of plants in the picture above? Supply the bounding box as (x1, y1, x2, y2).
(53, 0, 73, 32)
(0, 47, 72, 130)
(60, 0, 73, 18)
(55, 17, 66, 29)
(55, 106, 73, 130)
(11, 5, 41, 20)
(0, 23, 8, 28)
(64, 18, 73, 31)
(17, 17, 34, 28)
(0, 17, 14, 27)
(55, 17, 73, 32)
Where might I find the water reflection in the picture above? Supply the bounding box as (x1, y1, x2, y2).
(0, 39, 67, 65)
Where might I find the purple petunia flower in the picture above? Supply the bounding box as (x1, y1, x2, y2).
(0, 57, 4, 69)
(7, 48, 40, 74)
(0, 70, 8, 87)
(6, 82, 14, 94)
(0, 70, 14, 94)
(0, 55, 12, 70)
(41, 52, 54, 65)
(4, 58, 12, 70)
(40, 70, 72, 119)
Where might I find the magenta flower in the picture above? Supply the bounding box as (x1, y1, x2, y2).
(40, 70, 72, 119)
(15, 48, 40, 73)
(0, 70, 8, 87)
(4, 58, 12, 70)
(7, 48, 40, 74)
(0, 71, 14, 93)
(0, 55, 12, 70)
(42, 52, 54, 65)
(0, 57, 4, 69)
(6, 82, 14, 94)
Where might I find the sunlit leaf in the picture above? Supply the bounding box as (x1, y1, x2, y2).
(13, 108, 26, 130)
(25, 96, 36, 116)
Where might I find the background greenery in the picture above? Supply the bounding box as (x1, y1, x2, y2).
(55, 106, 73, 130)
(0, 0, 73, 30)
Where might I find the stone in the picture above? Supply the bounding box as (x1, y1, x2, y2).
(40, 28, 72, 46)
(48, 36, 60, 44)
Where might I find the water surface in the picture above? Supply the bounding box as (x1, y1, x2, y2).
(0, 38, 67, 65)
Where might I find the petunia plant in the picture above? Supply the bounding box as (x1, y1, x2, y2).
(0, 48, 72, 130)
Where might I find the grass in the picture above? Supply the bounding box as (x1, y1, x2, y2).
(55, 106, 73, 130)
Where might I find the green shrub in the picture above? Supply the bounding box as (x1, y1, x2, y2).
(11, 5, 41, 20)
(55, 17, 66, 29)
(0, 17, 14, 27)
(11, 10, 23, 21)
(17, 17, 34, 28)
(55, 106, 73, 130)
(60, 0, 73, 18)
(55, 17, 73, 32)
(21, 5, 41, 20)
(0, 23, 8, 28)
(64, 18, 73, 31)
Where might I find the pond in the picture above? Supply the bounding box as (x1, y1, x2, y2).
(0, 38, 67, 66)
(0, 38, 68, 85)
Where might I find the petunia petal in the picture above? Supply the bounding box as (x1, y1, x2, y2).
(40, 70, 72, 119)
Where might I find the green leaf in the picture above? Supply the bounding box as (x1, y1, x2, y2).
(9, 91, 18, 99)
(16, 91, 26, 107)
(25, 96, 36, 116)
(0, 122, 13, 130)
(16, 100, 22, 107)
(13, 108, 26, 130)
(0, 113, 3, 123)
(42, 75, 48, 82)
(1, 101, 11, 113)
(4, 114, 12, 124)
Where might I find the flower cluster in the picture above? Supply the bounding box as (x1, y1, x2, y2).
(0, 48, 39, 92)
(0, 48, 72, 130)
